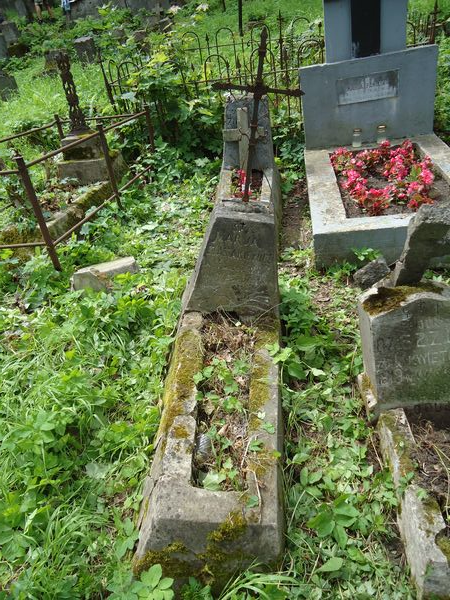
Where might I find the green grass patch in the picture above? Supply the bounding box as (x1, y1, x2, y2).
(0, 156, 216, 597)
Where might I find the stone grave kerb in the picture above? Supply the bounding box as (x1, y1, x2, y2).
(323, 0, 408, 63)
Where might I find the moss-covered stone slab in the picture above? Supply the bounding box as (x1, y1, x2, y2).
(134, 312, 284, 592)
(358, 281, 450, 419)
(0, 176, 123, 258)
(378, 408, 450, 599)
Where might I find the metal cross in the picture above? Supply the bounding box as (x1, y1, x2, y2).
(213, 27, 304, 201)
(56, 51, 90, 136)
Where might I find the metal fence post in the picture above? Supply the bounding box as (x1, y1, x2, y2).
(96, 123, 123, 210)
(144, 104, 155, 152)
(54, 114, 64, 141)
(14, 155, 62, 271)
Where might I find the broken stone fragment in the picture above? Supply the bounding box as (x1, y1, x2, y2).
(358, 281, 450, 418)
(71, 257, 139, 292)
(353, 257, 390, 290)
(391, 202, 450, 286)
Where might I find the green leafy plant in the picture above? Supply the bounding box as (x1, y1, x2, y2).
(107, 564, 174, 600)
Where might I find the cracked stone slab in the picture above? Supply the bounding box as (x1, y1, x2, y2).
(354, 257, 390, 290)
(378, 408, 450, 599)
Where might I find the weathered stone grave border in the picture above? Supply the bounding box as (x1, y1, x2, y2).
(305, 133, 450, 267)
(135, 94, 284, 590)
(0, 154, 126, 255)
(133, 312, 284, 592)
(0, 108, 154, 269)
(378, 408, 450, 600)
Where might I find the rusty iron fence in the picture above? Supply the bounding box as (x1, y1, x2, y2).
(408, 0, 441, 45)
(100, 13, 325, 120)
(99, 4, 441, 121)
(0, 109, 155, 271)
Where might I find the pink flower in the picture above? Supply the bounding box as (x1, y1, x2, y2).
(419, 167, 434, 186)
(330, 138, 437, 217)
(407, 181, 423, 196)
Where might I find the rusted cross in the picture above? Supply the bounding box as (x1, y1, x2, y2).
(213, 27, 304, 202)
(56, 51, 90, 136)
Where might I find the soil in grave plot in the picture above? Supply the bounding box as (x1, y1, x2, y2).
(332, 146, 450, 219)
(192, 312, 259, 493)
(410, 420, 450, 540)
(231, 168, 263, 200)
(281, 178, 311, 251)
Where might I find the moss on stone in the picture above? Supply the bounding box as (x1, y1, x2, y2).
(436, 534, 450, 562)
(363, 283, 443, 315)
(207, 511, 247, 544)
(378, 412, 416, 477)
(198, 511, 250, 587)
(173, 423, 189, 439)
(254, 321, 279, 348)
(76, 182, 112, 211)
(132, 541, 190, 578)
(360, 373, 374, 397)
(248, 357, 271, 428)
(157, 328, 203, 452)
(248, 325, 278, 430)
(249, 445, 277, 477)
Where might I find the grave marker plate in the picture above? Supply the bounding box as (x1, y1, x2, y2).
(336, 70, 398, 105)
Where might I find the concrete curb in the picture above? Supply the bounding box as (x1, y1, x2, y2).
(305, 133, 450, 267)
(378, 408, 450, 599)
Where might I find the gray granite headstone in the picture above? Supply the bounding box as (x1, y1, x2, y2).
(300, 45, 438, 148)
(0, 21, 19, 47)
(323, 0, 408, 63)
(0, 70, 18, 100)
(301, 0, 437, 148)
(359, 282, 450, 417)
(0, 35, 7, 60)
(74, 36, 97, 64)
